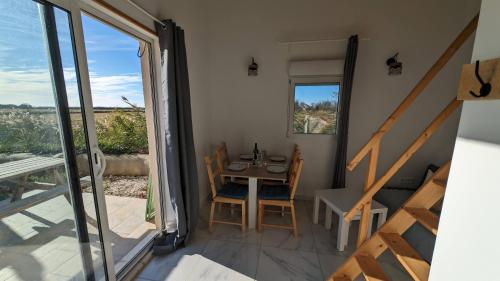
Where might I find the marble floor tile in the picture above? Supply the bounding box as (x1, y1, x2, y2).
(261, 226, 315, 252)
(137, 233, 209, 281)
(135, 199, 419, 281)
(167, 254, 254, 281)
(202, 239, 259, 279)
(256, 247, 323, 281)
(209, 223, 262, 245)
(311, 220, 358, 256)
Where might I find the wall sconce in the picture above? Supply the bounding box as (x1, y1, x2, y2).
(386, 53, 402, 75)
(248, 57, 258, 76)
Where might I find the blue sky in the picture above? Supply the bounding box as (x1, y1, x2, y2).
(0, 0, 144, 107)
(295, 84, 339, 105)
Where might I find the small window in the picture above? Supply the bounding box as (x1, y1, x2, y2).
(290, 77, 341, 135)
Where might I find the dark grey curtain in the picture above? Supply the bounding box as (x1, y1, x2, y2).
(332, 35, 358, 189)
(154, 20, 198, 253)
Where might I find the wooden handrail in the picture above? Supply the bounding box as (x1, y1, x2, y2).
(346, 99, 463, 221)
(347, 14, 479, 172)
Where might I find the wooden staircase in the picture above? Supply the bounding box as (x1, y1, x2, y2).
(328, 14, 479, 281)
(330, 163, 449, 281)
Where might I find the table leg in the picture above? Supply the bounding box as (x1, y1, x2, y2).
(338, 216, 350, 251)
(248, 177, 258, 229)
(325, 206, 332, 229)
(313, 195, 320, 224)
(377, 210, 388, 229)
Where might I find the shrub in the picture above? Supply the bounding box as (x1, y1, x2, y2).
(0, 110, 63, 154)
(1, 108, 148, 156)
(94, 110, 148, 154)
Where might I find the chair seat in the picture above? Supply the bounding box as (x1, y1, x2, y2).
(217, 182, 248, 199)
(258, 184, 290, 200)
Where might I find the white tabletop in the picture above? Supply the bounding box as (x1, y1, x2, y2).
(315, 188, 387, 214)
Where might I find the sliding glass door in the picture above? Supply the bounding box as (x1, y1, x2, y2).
(0, 0, 107, 280)
(79, 12, 161, 274)
(1, 0, 163, 279)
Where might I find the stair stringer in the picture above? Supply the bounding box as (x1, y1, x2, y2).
(328, 161, 451, 281)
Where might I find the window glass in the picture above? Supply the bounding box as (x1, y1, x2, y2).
(293, 83, 340, 134)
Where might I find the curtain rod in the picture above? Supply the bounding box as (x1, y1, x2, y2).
(92, 0, 156, 36)
(126, 0, 166, 28)
(278, 38, 371, 44)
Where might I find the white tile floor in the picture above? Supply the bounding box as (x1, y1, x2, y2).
(135, 200, 412, 281)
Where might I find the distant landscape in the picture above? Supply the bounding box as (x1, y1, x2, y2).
(0, 104, 148, 155)
(293, 100, 337, 134)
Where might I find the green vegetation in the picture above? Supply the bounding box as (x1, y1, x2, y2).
(293, 100, 337, 134)
(0, 107, 148, 155)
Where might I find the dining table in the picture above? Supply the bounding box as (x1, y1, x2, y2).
(220, 157, 288, 229)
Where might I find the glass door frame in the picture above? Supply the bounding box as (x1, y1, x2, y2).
(44, 0, 166, 279)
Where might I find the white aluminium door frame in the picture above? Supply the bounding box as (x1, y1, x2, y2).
(40, 0, 165, 280)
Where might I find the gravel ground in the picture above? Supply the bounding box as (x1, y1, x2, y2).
(84, 176, 148, 199)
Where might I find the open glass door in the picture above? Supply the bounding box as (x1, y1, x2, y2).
(77, 12, 162, 275)
(0, 0, 108, 280)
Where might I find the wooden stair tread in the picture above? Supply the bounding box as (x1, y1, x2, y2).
(432, 179, 447, 188)
(354, 255, 390, 281)
(405, 207, 439, 235)
(379, 232, 430, 281)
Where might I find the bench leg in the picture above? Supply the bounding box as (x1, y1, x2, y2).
(325, 206, 332, 229)
(367, 213, 374, 238)
(377, 210, 388, 229)
(338, 217, 350, 251)
(11, 175, 28, 202)
(313, 195, 320, 224)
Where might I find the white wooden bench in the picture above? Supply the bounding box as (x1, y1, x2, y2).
(313, 188, 388, 251)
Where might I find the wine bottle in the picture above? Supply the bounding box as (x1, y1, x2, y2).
(253, 143, 259, 164)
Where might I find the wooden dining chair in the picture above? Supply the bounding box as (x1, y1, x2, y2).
(205, 153, 248, 232)
(216, 142, 248, 185)
(263, 145, 300, 187)
(257, 158, 304, 237)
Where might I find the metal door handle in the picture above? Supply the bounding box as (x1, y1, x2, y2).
(95, 148, 107, 178)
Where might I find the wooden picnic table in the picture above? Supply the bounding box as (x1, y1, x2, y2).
(0, 156, 67, 219)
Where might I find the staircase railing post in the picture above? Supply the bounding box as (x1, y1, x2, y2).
(356, 139, 380, 247)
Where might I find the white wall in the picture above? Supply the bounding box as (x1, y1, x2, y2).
(205, 0, 480, 198)
(103, 0, 481, 209)
(430, 0, 500, 279)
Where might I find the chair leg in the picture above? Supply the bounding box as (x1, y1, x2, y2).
(218, 202, 222, 213)
(241, 201, 246, 232)
(257, 202, 263, 232)
(209, 201, 215, 232)
(291, 203, 298, 238)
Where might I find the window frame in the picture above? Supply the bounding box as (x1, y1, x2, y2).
(34, 0, 165, 280)
(288, 76, 343, 136)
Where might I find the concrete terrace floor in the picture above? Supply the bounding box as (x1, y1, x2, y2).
(135, 200, 412, 281)
(0, 191, 156, 281)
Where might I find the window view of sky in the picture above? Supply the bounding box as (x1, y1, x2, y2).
(82, 14, 144, 108)
(295, 84, 340, 105)
(0, 0, 144, 108)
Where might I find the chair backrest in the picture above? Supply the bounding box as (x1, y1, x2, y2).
(288, 148, 301, 181)
(204, 153, 221, 199)
(215, 145, 227, 184)
(289, 158, 304, 200)
(288, 144, 300, 176)
(221, 142, 230, 165)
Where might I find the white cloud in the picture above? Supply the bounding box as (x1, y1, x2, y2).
(0, 68, 144, 108)
(88, 72, 144, 107)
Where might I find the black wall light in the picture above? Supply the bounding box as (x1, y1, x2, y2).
(386, 53, 402, 75)
(248, 57, 258, 76)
